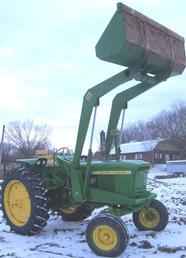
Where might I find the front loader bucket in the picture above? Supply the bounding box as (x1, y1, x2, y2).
(96, 3, 186, 77)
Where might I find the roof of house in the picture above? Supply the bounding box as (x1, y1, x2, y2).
(111, 139, 163, 154)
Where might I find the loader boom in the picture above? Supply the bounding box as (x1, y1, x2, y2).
(73, 70, 166, 167)
(105, 73, 164, 156)
(72, 68, 135, 167)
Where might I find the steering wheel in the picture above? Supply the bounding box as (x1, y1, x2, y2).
(55, 147, 72, 161)
(36, 158, 47, 167)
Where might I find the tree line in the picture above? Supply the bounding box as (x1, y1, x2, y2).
(121, 102, 186, 158)
(2, 102, 186, 162)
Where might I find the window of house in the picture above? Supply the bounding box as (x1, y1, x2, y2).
(172, 154, 178, 160)
(139, 153, 143, 159)
(121, 155, 126, 160)
(159, 153, 163, 159)
(134, 153, 143, 160)
(165, 154, 170, 161)
(154, 152, 159, 160)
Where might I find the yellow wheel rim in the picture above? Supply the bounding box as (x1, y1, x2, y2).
(93, 225, 118, 251)
(139, 208, 160, 229)
(4, 180, 31, 227)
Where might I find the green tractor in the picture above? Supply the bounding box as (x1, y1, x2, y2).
(1, 3, 185, 257)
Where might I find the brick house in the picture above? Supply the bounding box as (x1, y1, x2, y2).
(111, 139, 181, 163)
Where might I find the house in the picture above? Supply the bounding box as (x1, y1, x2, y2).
(111, 139, 181, 163)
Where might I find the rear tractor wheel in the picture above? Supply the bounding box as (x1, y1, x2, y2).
(1, 170, 49, 235)
(133, 199, 168, 231)
(86, 214, 129, 257)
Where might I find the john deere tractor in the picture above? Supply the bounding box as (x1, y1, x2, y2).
(1, 3, 185, 257)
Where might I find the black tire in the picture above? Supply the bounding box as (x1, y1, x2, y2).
(86, 214, 129, 257)
(61, 205, 92, 222)
(133, 199, 168, 231)
(1, 169, 49, 235)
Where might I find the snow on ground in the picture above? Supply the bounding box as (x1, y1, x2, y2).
(0, 167, 186, 258)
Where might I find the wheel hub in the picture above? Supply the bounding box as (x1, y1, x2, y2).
(139, 207, 160, 229)
(4, 180, 31, 227)
(93, 225, 118, 251)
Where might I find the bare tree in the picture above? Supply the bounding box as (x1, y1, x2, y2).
(122, 121, 147, 143)
(6, 121, 51, 157)
(121, 102, 186, 158)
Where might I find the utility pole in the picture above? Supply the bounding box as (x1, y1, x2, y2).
(0, 125, 5, 164)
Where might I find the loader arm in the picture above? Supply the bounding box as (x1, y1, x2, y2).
(105, 74, 164, 156)
(72, 69, 136, 168)
(72, 70, 166, 168)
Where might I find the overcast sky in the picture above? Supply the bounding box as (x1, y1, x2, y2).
(0, 0, 186, 153)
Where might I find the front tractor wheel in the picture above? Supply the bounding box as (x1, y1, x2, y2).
(133, 199, 168, 231)
(1, 170, 49, 235)
(86, 214, 129, 257)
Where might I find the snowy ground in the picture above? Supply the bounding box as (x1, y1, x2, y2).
(0, 167, 186, 258)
